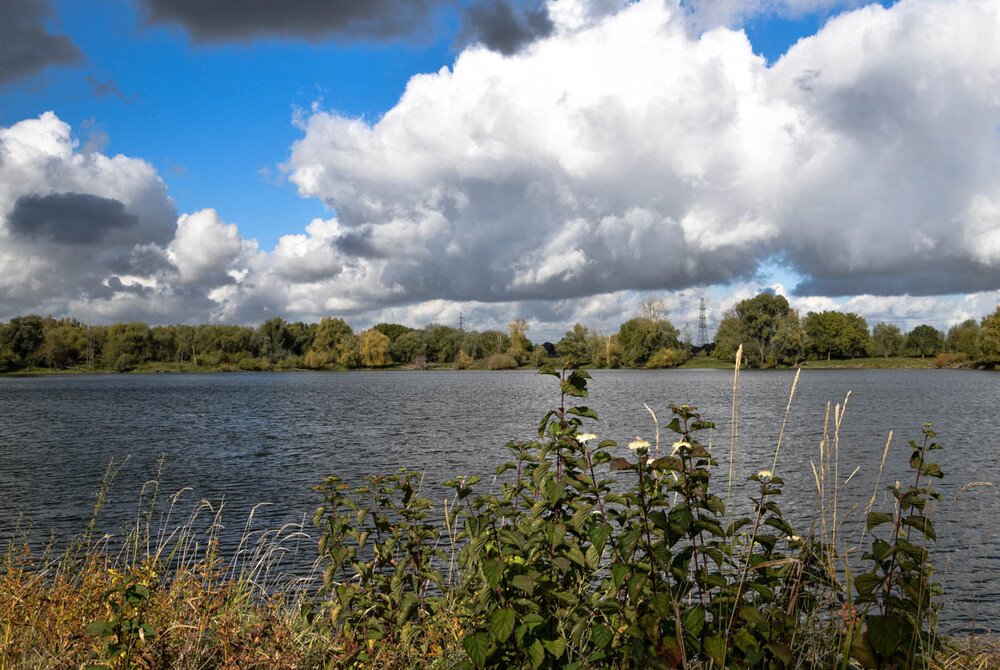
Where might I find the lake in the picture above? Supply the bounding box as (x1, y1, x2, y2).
(1, 368, 998, 632)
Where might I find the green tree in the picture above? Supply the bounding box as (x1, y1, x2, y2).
(101, 322, 152, 371)
(391, 330, 429, 364)
(906, 324, 943, 358)
(372, 323, 415, 342)
(712, 309, 747, 364)
(285, 321, 315, 356)
(804, 310, 870, 360)
(946, 319, 980, 358)
(979, 308, 1000, 362)
(476, 330, 510, 358)
(618, 316, 679, 367)
(39, 318, 86, 369)
(557, 323, 591, 365)
(714, 293, 792, 367)
(308, 317, 354, 365)
(426, 324, 464, 363)
(1, 315, 45, 367)
(771, 312, 806, 365)
(255, 317, 292, 362)
(871, 322, 906, 358)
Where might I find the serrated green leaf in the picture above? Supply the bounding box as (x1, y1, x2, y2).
(490, 609, 516, 643)
(592, 623, 613, 648)
(463, 632, 490, 667)
(567, 406, 599, 420)
(855, 572, 881, 595)
(529, 638, 545, 669)
(902, 515, 936, 540)
(482, 558, 505, 589)
(543, 637, 566, 659)
(512, 574, 536, 596)
(866, 511, 894, 531)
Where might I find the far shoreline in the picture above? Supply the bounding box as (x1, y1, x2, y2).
(2, 355, 986, 377)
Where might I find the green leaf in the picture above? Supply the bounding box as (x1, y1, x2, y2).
(866, 614, 904, 658)
(529, 638, 546, 669)
(491, 609, 516, 643)
(866, 511, 894, 531)
(733, 628, 759, 655)
(611, 563, 629, 589)
(684, 607, 705, 638)
(652, 593, 673, 618)
(538, 410, 556, 438)
(543, 637, 566, 659)
(902, 515, 936, 540)
(854, 572, 881, 596)
(668, 505, 694, 534)
(741, 606, 766, 626)
(852, 632, 879, 669)
(590, 523, 612, 554)
(567, 406, 599, 420)
(592, 623, 613, 648)
(561, 376, 588, 398)
(482, 558, 505, 589)
(704, 633, 726, 665)
(511, 574, 536, 596)
(463, 632, 490, 667)
(766, 641, 793, 664)
(85, 621, 112, 637)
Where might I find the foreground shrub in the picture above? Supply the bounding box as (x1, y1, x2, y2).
(312, 367, 946, 669)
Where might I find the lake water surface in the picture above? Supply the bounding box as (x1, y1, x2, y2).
(2, 369, 998, 632)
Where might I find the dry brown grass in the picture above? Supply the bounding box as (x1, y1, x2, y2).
(934, 637, 1000, 669)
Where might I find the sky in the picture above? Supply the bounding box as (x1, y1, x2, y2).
(2, 0, 999, 342)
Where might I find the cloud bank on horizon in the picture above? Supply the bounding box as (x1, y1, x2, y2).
(2, 0, 1000, 338)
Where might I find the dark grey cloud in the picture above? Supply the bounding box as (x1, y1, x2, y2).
(0, 0, 82, 87)
(9, 192, 138, 245)
(460, 1, 553, 55)
(106, 244, 178, 276)
(137, 0, 445, 43)
(136, 0, 552, 53)
(86, 76, 132, 103)
(793, 267, 1000, 298)
(334, 229, 386, 259)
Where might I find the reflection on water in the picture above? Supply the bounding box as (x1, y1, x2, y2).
(1, 369, 998, 632)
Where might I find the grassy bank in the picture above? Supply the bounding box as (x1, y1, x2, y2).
(1, 362, 994, 668)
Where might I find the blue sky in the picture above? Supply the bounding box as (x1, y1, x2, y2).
(1, 0, 996, 339)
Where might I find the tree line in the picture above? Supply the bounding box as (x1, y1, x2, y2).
(709, 292, 1000, 368)
(0, 315, 539, 373)
(3, 294, 999, 372)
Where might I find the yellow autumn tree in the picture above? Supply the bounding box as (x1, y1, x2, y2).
(361, 330, 392, 367)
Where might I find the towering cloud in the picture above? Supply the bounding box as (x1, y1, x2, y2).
(287, 0, 1000, 307)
